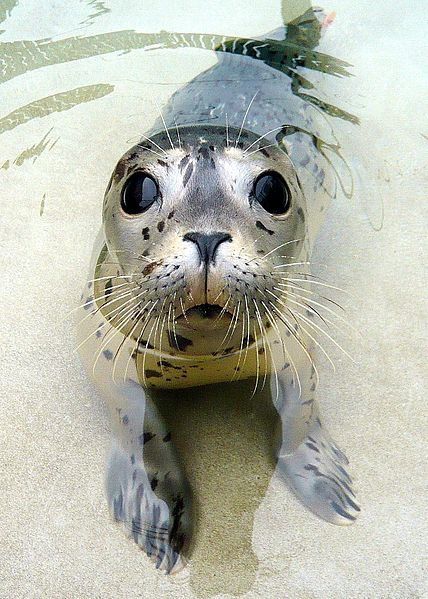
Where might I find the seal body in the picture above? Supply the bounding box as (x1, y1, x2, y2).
(76, 11, 360, 573)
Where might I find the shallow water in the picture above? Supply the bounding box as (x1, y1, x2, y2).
(1, 1, 426, 598)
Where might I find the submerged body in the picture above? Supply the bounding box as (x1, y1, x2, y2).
(77, 9, 360, 572)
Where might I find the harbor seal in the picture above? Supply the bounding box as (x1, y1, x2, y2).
(76, 8, 360, 573)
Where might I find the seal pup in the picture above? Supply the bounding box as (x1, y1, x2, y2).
(76, 12, 360, 574)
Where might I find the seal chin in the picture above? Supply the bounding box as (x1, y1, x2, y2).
(177, 304, 232, 332)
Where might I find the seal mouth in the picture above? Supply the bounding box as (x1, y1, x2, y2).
(176, 303, 232, 332)
(186, 304, 224, 319)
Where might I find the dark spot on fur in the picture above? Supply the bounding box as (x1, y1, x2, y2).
(167, 210, 175, 219)
(142, 227, 150, 240)
(178, 155, 190, 171)
(105, 174, 114, 194)
(142, 261, 159, 276)
(260, 147, 270, 157)
(145, 369, 162, 379)
(297, 207, 305, 221)
(157, 159, 167, 167)
(306, 441, 320, 452)
(114, 159, 126, 181)
(183, 163, 193, 186)
(122, 415, 129, 425)
(158, 360, 180, 370)
(103, 349, 113, 360)
(163, 432, 171, 442)
(105, 279, 113, 298)
(139, 432, 155, 445)
(258, 347, 265, 355)
(157, 221, 165, 232)
(256, 220, 275, 235)
(150, 477, 159, 491)
(198, 146, 210, 160)
(167, 331, 193, 351)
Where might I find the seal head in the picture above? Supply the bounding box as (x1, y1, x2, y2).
(102, 125, 307, 358)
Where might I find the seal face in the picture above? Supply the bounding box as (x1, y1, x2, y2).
(76, 12, 360, 573)
(100, 125, 307, 381)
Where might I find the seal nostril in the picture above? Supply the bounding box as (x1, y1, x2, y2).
(183, 231, 232, 265)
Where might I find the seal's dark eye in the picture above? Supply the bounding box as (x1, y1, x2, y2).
(253, 171, 291, 215)
(121, 172, 159, 215)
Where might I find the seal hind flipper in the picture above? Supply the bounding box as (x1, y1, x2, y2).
(279, 418, 360, 525)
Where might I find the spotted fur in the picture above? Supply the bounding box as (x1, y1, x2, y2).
(76, 21, 359, 573)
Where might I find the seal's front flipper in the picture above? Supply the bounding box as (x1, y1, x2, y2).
(279, 418, 360, 525)
(106, 440, 192, 573)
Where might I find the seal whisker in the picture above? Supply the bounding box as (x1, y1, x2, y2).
(244, 143, 278, 158)
(174, 119, 182, 150)
(170, 293, 180, 350)
(235, 90, 259, 148)
(288, 305, 354, 364)
(249, 238, 303, 264)
(265, 295, 328, 379)
(123, 299, 159, 383)
(86, 274, 135, 284)
(252, 299, 268, 392)
(110, 291, 158, 383)
(137, 133, 168, 157)
(214, 294, 232, 323)
(240, 293, 253, 373)
(157, 298, 170, 372)
(70, 283, 132, 315)
(242, 125, 289, 155)
(275, 279, 347, 308)
(260, 299, 303, 398)
(141, 311, 162, 386)
(112, 303, 148, 384)
(273, 261, 310, 269)
(251, 321, 261, 398)
(136, 145, 168, 160)
(217, 302, 239, 351)
(74, 292, 139, 353)
(179, 297, 191, 326)
(231, 299, 247, 381)
(114, 249, 153, 263)
(277, 274, 350, 295)
(272, 289, 335, 334)
(253, 299, 280, 401)
(273, 287, 357, 336)
(156, 106, 175, 150)
(74, 290, 137, 336)
(92, 301, 142, 377)
(255, 286, 318, 390)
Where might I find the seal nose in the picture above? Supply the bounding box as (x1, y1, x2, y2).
(183, 231, 232, 265)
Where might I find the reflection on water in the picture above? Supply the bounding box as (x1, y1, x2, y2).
(0, 1, 362, 595)
(0, 83, 114, 134)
